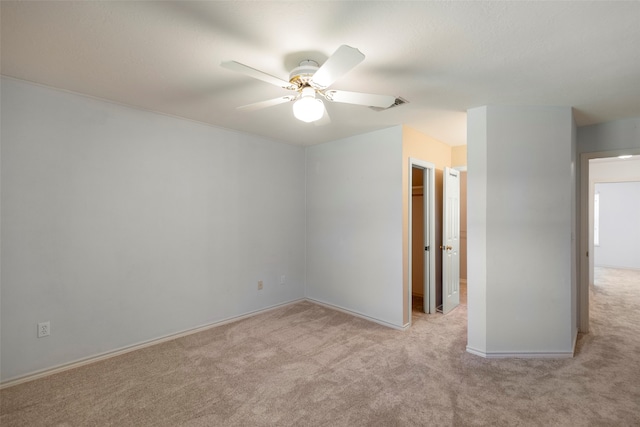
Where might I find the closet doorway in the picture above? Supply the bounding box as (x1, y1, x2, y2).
(409, 159, 436, 321)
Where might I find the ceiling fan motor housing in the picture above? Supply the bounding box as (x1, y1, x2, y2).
(289, 60, 319, 86)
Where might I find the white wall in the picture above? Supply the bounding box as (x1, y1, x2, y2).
(594, 181, 640, 269)
(578, 118, 640, 153)
(570, 117, 578, 345)
(305, 127, 405, 327)
(576, 118, 640, 331)
(467, 106, 576, 356)
(466, 108, 487, 354)
(588, 157, 640, 277)
(0, 78, 306, 382)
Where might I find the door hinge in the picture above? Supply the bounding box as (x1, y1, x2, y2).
(425, 246, 430, 251)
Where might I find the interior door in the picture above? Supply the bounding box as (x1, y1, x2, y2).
(442, 167, 460, 314)
(421, 167, 431, 314)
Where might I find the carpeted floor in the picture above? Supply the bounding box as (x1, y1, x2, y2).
(2, 268, 639, 426)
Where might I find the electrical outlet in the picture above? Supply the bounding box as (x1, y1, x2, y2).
(258, 280, 263, 290)
(38, 321, 50, 338)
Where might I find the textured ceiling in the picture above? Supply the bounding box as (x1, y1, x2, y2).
(2, 1, 639, 146)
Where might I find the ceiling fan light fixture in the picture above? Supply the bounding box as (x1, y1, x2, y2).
(293, 87, 324, 122)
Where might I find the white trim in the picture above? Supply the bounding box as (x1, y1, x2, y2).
(485, 351, 574, 359)
(306, 298, 408, 331)
(467, 327, 578, 359)
(465, 346, 487, 358)
(589, 155, 640, 164)
(0, 299, 305, 389)
(453, 165, 468, 172)
(468, 278, 578, 359)
(594, 264, 640, 271)
(408, 158, 436, 322)
(466, 346, 574, 359)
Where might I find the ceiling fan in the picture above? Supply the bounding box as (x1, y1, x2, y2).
(221, 45, 398, 124)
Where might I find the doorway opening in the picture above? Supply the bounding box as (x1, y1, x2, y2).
(408, 160, 462, 325)
(409, 159, 435, 323)
(579, 151, 640, 332)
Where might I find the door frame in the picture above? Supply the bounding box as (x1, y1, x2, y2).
(408, 158, 436, 322)
(579, 148, 640, 333)
(442, 166, 461, 314)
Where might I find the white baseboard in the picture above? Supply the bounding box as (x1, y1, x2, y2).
(594, 264, 640, 271)
(0, 298, 305, 389)
(466, 346, 574, 359)
(465, 346, 486, 358)
(306, 298, 407, 331)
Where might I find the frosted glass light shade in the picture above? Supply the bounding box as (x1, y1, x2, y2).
(293, 87, 324, 122)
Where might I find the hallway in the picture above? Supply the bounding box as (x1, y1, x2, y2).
(590, 267, 640, 340)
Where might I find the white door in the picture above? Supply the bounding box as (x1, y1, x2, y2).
(442, 167, 460, 314)
(422, 163, 436, 315)
(421, 167, 433, 314)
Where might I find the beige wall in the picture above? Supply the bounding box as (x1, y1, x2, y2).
(402, 125, 454, 324)
(452, 145, 468, 167)
(460, 171, 468, 280)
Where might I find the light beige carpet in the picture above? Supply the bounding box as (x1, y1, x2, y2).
(2, 268, 640, 426)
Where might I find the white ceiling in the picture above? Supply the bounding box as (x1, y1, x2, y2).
(2, 1, 639, 146)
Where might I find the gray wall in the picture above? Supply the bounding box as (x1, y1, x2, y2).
(305, 127, 405, 327)
(467, 106, 576, 356)
(576, 118, 640, 331)
(5, 77, 637, 381)
(578, 118, 640, 154)
(589, 157, 640, 276)
(594, 181, 640, 269)
(0, 78, 306, 381)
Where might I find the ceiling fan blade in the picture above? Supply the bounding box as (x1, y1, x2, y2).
(237, 95, 296, 112)
(324, 90, 396, 108)
(310, 45, 365, 89)
(314, 104, 331, 126)
(221, 61, 297, 90)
